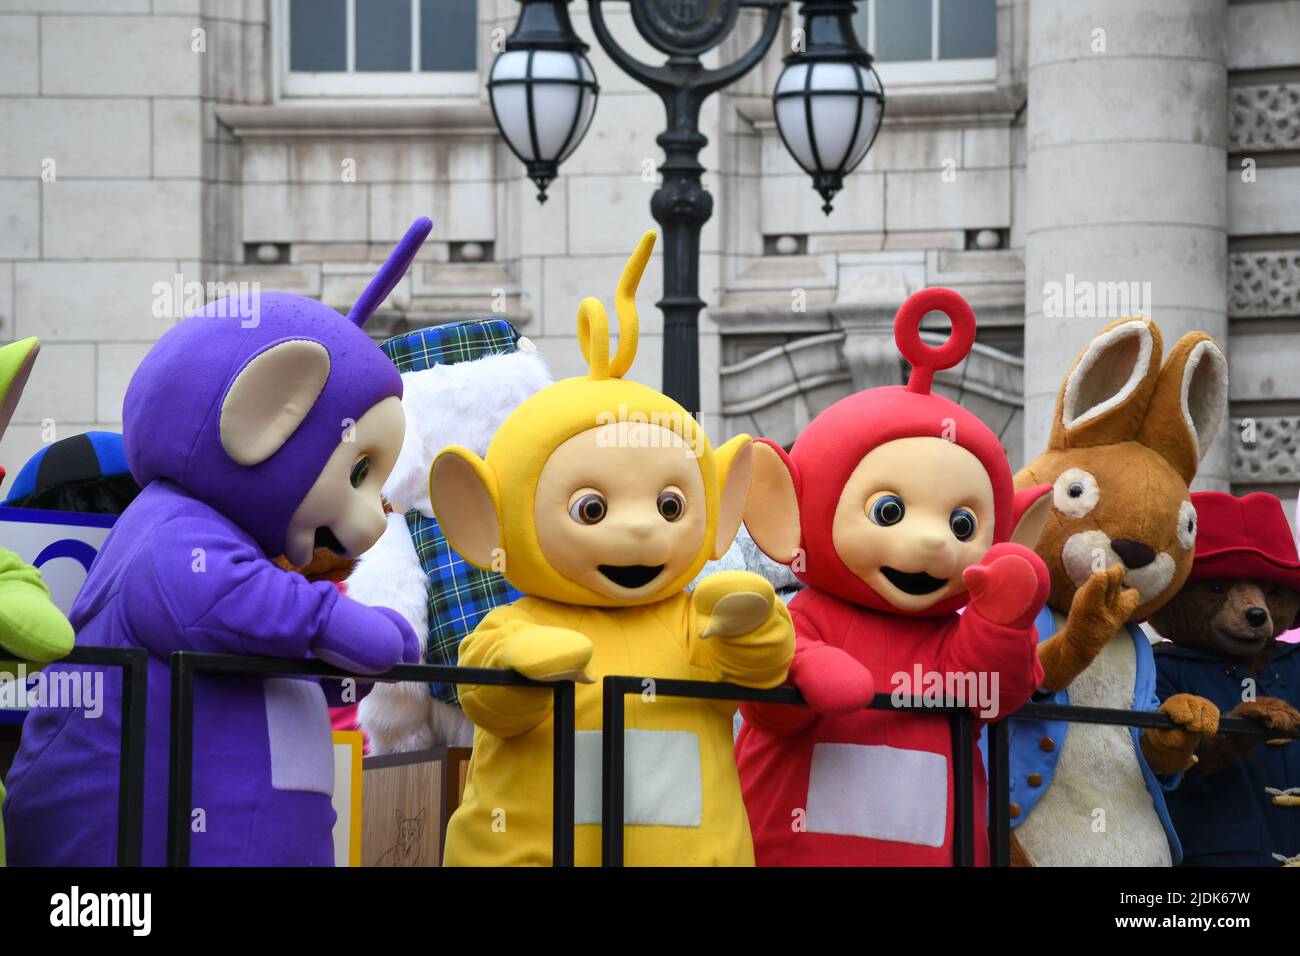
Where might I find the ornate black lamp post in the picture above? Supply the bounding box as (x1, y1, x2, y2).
(489, 0, 881, 412)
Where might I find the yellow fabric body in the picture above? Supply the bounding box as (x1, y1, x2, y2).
(431, 233, 794, 866)
(444, 587, 793, 866)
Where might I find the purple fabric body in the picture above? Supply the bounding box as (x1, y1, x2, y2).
(2, 287, 412, 866)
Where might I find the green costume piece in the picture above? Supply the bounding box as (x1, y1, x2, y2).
(0, 337, 76, 864)
(0, 545, 76, 667)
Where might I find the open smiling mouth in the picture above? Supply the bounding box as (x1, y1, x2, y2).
(314, 526, 346, 556)
(598, 564, 666, 589)
(881, 567, 948, 596)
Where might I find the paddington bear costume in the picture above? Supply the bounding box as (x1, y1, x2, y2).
(1155, 491, 1300, 866)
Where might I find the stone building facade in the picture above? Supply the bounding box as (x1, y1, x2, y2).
(0, 0, 1298, 513)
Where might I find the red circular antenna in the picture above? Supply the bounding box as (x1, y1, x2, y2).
(893, 287, 977, 394)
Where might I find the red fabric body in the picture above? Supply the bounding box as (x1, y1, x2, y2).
(737, 289, 1043, 865)
(735, 587, 1044, 866)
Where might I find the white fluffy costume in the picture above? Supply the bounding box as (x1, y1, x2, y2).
(351, 320, 551, 752)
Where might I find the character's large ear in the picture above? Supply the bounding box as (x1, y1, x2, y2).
(1050, 318, 1163, 450)
(744, 439, 802, 565)
(712, 435, 754, 559)
(1010, 484, 1052, 549)
(219, 339, 331, 466)
(0, 337, 40, 438)
(428, 446, 503, 570)
(1136, 332, 1227, 484)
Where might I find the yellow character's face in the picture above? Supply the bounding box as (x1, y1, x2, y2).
(832, 436, 995, 612)
(533, 421, 708, 602)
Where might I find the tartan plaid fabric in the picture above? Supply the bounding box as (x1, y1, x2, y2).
(404, 509, 522, 706)
(377, 319, 526, 705)
(380, 317, 520, 372)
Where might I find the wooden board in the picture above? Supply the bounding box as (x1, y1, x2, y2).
(361, 747, 471, 867)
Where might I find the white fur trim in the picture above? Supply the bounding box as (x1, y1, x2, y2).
(1016, 626, 1172, 866)
(348, 514, 452, 753)
(1062, 320, 1153, 431)
(1177, 499, 1197, 551)
(1052, 467, 1100, 519)
(1060, 530, 1175, 605)
(383, 350, 552, 515)
(360, 694, 474, 753)
(1179, 339, 1227, 459)
(348, 512, 430, 639)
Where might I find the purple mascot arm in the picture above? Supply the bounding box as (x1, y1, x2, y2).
(125, 515, 415, 674)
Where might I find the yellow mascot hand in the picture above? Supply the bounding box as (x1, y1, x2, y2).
(500, 625, 595, 684)
(694, 571, 776, 639)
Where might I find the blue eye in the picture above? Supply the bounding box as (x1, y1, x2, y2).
(870, 495, 905, 527)
(950, 508, 977, 541)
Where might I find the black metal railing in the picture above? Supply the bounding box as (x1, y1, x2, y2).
(165, 652, 575, 866)
(147, 655, 1300, 867)
(2, 645, 148, 866)
(987, 700, 1300, 866)
(11, 645, 1292, 867)
(599, 676, 1300, 867)
(598, 678, 982, 865)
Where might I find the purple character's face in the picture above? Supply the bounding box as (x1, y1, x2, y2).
(123, 218, 433, 561)
(282, 394, 405, 567)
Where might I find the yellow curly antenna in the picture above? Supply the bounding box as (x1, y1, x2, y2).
(577, 297, 611, 380)
(576, 230, 656, 381)
(612, 231, 655, 377)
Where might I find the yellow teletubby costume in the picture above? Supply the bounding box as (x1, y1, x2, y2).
(431, 232, 794, 866)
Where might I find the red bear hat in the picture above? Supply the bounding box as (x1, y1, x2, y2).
(1187, 491, 1300, 592)
(760, 287, 1043, 617)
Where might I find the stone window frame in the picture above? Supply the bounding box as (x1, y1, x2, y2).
(273, 0, 480, 100)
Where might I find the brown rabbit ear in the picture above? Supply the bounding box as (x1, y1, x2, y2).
(1049, 317, 1163, 450)
(1136, 333, 1227, 484)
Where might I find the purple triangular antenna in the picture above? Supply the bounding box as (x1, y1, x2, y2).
(346, 216, 433, 327)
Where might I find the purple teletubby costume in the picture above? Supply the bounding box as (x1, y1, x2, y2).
(2, 219, 433, 866)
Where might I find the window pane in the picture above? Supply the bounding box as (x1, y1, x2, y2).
(356, 0, 412, 72)
(875, 0, 932, 62)
(421, 0, 478, 72)
(289, 0, 347, 72)
(940, 0, 996, 59)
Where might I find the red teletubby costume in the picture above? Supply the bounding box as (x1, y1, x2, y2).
(736, 288, 1052, 866)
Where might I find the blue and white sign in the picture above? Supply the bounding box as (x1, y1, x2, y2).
(0, 507, 116, 615)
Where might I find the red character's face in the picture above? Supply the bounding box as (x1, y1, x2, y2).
(831, 437, 996, 612)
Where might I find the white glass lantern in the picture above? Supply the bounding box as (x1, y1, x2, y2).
(487, 1, 599, 204)
(774, 2, 884, 214)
